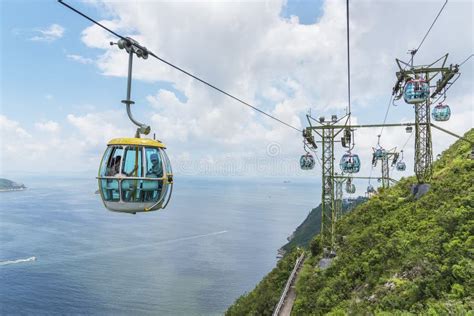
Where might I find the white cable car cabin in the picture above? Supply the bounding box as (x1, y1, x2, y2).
(98, 138, 173, 214)
(403, 78, 430, 104)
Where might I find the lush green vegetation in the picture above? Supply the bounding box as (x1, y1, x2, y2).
(281, 197, 367, 253)
(227, 129, 473, 315)
(293, 129, 474, 314)
(226, 249, 304, 316)
(226, 197, 366, 315)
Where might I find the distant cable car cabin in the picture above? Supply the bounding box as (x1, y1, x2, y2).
(367, 185, 375, 193)
(396, 150, 406, 171)
(432, 103, 451, 121)
(403, 78, 430, 104)
(339, 153, 361, 173)
(300, 153, 315, 170)
(396, 161, 406, 171)
(345, 182, 356, 194)
(375, 148, 385, 158)
(98, 138, 173, 214)
(373, 148, 386, 160)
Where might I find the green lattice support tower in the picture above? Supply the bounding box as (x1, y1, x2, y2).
(381, 155, 390, 188)
(320, 127, 335, 253)
(393, 54, 459, 183)
(373, 148, 398, 189)
(305, 115, 349, 255)
(414, 99, 433, 183)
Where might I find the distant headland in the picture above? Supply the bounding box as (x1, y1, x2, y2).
(0, 178, 26, 192)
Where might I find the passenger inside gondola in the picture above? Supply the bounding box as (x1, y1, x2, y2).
(143, 149, 164, 201)
(147, 153, 163, 178)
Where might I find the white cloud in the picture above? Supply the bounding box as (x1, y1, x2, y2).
(0, 115, 32, 140)
(67, 54, 95, 65)
(66, 111, 133, 147)
(69, 0, 473, 179)
(30, 24, 65, 42)
(35, 120, 60, 133)
(4, 0, 473, 180)
(0, 113, 135, 175)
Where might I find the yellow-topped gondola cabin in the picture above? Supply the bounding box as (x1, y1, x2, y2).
(97, 137, 173, 214)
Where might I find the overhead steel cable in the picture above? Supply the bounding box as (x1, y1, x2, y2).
(58, 0, 125, 40)
(146, 51, 302, 132)
(58, 0, 302, 133)
(378, 95, 394, 137)
(345, 0, 351, 117)
(410, 0, 448, 63)
(401, 131, 414, 151)
(459, 54, 473, 66)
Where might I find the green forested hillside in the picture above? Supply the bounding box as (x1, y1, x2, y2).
(281, 197, 367, 253)
(227, 129, 473, 315)
(226, 249, 304, 316)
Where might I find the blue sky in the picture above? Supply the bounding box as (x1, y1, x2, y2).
(2, 0, 126, 124)
(1, 0, 472, 187)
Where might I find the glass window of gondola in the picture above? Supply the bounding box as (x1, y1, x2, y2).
(120, 146, 144, 202)
(99, 146, 124, 202)
(141, 147, 165, 202)
(145, 147, 164, 178)
(162, 149, 173, 175)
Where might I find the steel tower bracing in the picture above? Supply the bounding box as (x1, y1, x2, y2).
(321, 128, 335, 253)
(305, 115, 349, 254)
(381, 156, 390, 188)
(372, 147, 398, 189)
(414, 101, 432, 183)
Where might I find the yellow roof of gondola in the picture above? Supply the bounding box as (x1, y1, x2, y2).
(107, 137, 166, 148)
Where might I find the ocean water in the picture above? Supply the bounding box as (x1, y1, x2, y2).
(0, 176, 319, 315)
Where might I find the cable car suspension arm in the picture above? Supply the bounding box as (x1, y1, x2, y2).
(117, 44, 151, 137)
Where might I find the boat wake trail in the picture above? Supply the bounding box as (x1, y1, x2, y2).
(0, 256, 36, 266)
